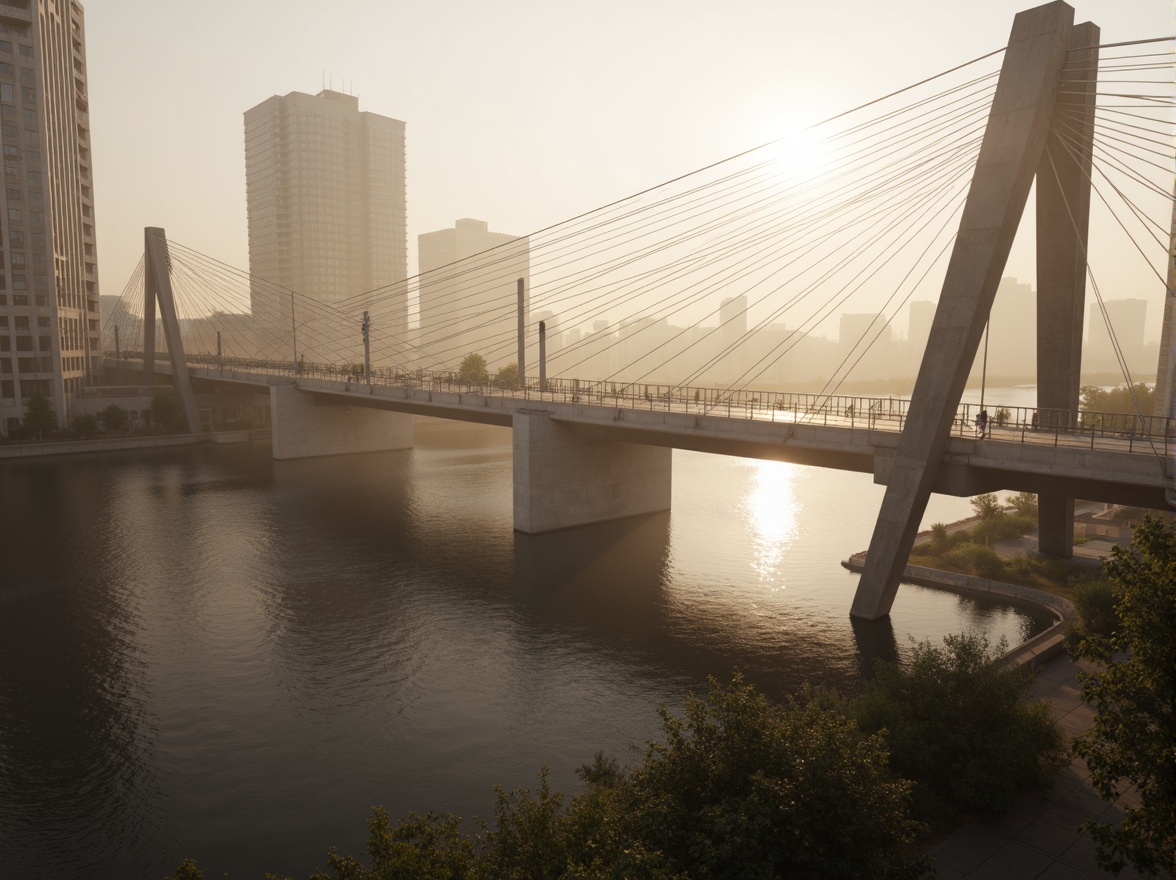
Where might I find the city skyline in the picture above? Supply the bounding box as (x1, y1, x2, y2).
(83, 0, 1172, 344)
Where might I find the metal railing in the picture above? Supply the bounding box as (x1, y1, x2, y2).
(109, 352, 1173, 460)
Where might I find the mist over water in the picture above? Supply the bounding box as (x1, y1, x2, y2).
(0, 417, 1050, 879)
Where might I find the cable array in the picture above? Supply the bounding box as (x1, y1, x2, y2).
(100, 36, 1172, 423)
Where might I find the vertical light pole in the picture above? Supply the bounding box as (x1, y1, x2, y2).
(216, 330, 223, 372)
(290, 289, 298, 373)
(538, 320, 547, 392)
(362, 310, 371, 383)
(516, 278, 526, 389)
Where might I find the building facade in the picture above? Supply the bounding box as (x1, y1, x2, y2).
(418, 218, 530, 370)
(0, 0, 100, 436)
(244, 89, 406, 362)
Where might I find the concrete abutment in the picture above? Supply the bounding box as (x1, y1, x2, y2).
(512, 409, 672, 533)
(269, 384, 413, 460)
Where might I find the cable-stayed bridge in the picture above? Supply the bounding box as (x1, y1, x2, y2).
(100, 1, 1174, 619)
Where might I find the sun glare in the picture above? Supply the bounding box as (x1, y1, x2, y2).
(770, 127, 829, 182)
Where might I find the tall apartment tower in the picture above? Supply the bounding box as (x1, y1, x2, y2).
(244, 89, 407, 361)
(0, 0, 100, 436)
(418, 218, 530, 370)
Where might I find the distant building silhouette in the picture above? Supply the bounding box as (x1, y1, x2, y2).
(243, 89, 407, 361)
(0, 1, 102, 437)
(418, 219, 530, 370)
(1085, 298, 1147, 374)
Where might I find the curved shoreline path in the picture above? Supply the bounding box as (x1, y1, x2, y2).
(931, 650, 1169, 880)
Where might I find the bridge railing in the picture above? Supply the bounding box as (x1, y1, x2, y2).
(109, 352, 1173, 458)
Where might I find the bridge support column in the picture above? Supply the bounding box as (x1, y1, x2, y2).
(269, 384, 412, 460)
(1035, 21, 1098, 559)
(852, 2, 1075, 620)
(513, 409, 671, 533)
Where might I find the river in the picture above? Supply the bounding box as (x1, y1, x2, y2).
(0, 415, 1052, 879)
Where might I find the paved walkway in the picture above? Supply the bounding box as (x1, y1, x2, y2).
(930, 651, 1168, 879)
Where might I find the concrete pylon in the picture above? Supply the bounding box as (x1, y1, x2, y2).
(144, 227, 202, 434)
(1035, 21, 1099, 557)
(851, 1, 1076, 620)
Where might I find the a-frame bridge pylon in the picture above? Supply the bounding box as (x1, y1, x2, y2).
(143, 226, 201, 434)
(852, 1, 1097, 619)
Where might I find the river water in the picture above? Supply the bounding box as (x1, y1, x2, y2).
(0, 415, 1051, 879)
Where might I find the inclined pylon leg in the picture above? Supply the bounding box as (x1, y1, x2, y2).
(852, 1, 1076, 620)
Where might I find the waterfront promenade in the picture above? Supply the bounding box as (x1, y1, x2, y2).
(931, 650, 1169, 880)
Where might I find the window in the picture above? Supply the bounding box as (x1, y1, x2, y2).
(37, 335, 48, 351)
(0, 83, 11, 105)
(0, 42, 11, 54)
(1, 123, 14, 138)
(15, 336, 31, 351)
(1, 379, 11, 398)
(5, 187, 17, 201)
(9, 229, 22, 246)
(0, 63, 10, 77)
(35, 316, 46, 327)
(18, 45, 31, 58)
(0, 315, 6, 327)
(11, 252, 23, 266)
(20, 88, 34, 104)
(7, 208, 19, 222)
(14, 315, 27, 329)
(22, 129, 35, 145)
(3, 144, 17, 160)
(12, 274, 23, 289)
(19, 67, 32, 85)
(0, 337, 7, 351)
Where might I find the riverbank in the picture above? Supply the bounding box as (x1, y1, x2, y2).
(0, 429, 268, 460)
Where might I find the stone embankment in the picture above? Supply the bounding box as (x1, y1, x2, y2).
(842, 539, 1077, 669)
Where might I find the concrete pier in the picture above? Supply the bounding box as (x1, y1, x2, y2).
(512, 409, 672, 533)
(269, 384, 413, 460)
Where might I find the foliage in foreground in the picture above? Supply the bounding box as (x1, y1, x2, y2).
(1072, 515, 1176, 876)
(173, 677, 932, 880)
(853, 632, 1064, 823)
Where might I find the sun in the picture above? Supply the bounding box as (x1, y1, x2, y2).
(770, 126, 830, 182)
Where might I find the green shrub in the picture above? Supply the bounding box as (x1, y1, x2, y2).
(853, 632, 1064, 823)
(1008, 492, 1039, 518)
(970, 493, 1004, 520)
(942, 544, 1005, 579)
(973, 514, 1036, 544)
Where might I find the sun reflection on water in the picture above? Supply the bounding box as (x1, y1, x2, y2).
(744, 460, 800, 587)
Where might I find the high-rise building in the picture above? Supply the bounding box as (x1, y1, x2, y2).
(1085, 298, 1147, 373)
(244, 89, 407, 360)
(418, 218, 530, 370)
(0, 0, 100, 437)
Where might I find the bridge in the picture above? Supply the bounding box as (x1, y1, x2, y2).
(100, 1, 1175, 620)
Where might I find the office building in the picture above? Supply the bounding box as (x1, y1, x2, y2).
(418, 218, 529, 369)
(244, 89, 407, 360)
(0, 0, 100, 436)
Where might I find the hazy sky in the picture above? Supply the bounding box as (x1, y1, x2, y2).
(85, 0, 1172, 329)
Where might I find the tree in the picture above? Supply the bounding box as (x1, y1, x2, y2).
(625, 676, 928, 879)
(853, 632, 1064, 821)
(150, 393, 182, 431)
(1008, 491, 1039, 518)
(1071, 515, 1176, 876)
(22, 391, 56, 440)
(101, 403, 129, 436)
(1080, 383, 1155, 419)
(71, 413, 98, 438)
(494, 362, 519, 389)
(970, 493, 1004, 520)
(457, 353, 489, 386)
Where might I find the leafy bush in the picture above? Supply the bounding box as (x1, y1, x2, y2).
(1065, 576, 1120, 653)
(941, 544, 1005, 579)
(972, 514, 1036, 545)
(853, 632, 1064, 823)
